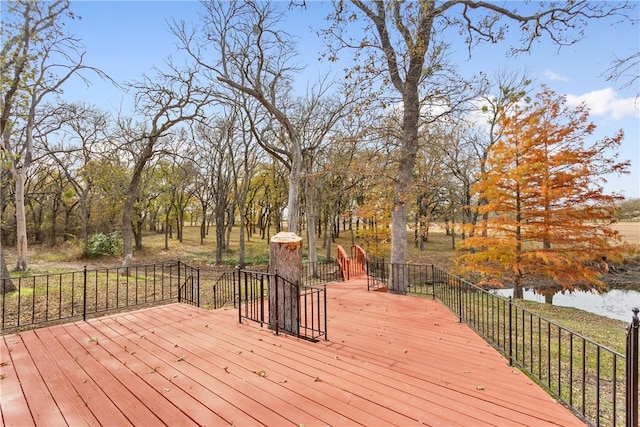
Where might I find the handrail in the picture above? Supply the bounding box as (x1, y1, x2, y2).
(627, 308, 639, 427)
(235, 267, 327, 341)
(1, 260, 201, 334)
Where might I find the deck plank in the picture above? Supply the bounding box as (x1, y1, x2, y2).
(57, 322, 167, 426)
(135, 306, 421, 426)
(95, 314, 291, 426)
(33, 327, 134, 427)
(2, 332, 66, 426)
(19, 330, 101, 426)
(111, 310, 356, 426)
(1, 278, 585, 427)
(1, 335, 35, 427)
(149, 305, 490, 426)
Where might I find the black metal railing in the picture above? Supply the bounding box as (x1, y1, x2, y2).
(213, 271, 237, 309)
(628, 308, 639, 427)
(365, 259, 639, 427)
(366, 257, 434, 295)
(1, 261, 201, 333)
(235, 268, 327, 341)
(366, 256, 388, 291)
(178, 266, 200, 307)
(302, 259, 342, 287)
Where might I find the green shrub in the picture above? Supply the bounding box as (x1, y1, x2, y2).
(86, 232, 122, 258)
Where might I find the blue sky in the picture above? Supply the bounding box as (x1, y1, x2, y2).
(61, 1, 639, 198)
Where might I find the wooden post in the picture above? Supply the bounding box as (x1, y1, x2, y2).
(269, 232, 302, 335)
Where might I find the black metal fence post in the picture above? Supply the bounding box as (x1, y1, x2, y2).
(324, 284, 328, 341)
(457, 276, 462, 323)
(295, 280, 301, 338)
(260, 274, 265, 324)
(237, 267, 242, 324)
(83, 266, 87, 321)
(196, 267, 201, 307)
(274, 273, 279, 336)
(431, 264, 436, 300)
(627, 307, 639, 427)
(508, 296, 514, 367)
(177, 261, 181, 302)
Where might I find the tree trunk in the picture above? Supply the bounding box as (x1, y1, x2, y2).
(323, 215, 332, 261)
(164, 206, 171, 250)
(200, 201, 207, 245)
(13, 171, 28, 271)
(269, 232, 301, 335)
(80, 188, 89, 255)
(287, 139, 303, 234)
(0, 246, 15, 293)
(305, 173, 318, 277)
(513, 282, 524, 299)
(389, 86, 420, 293)
(122, 140, 154, 270)
(238, 200, 246, 268)
(134, 220, 143, 250)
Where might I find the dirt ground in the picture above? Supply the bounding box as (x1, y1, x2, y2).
(612, 222, 640, 244)
(600, 222, 640, 290)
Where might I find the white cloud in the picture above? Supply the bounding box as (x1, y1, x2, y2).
(565, 88, 639, 120)
(544, 70, 569, 82)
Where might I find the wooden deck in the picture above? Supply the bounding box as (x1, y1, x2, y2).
(1, 278, 584, 426)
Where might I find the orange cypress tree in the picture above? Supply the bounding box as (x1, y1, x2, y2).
(458, 88, 634, 300)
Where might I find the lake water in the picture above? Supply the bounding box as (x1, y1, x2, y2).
(493, 288, 640, 322)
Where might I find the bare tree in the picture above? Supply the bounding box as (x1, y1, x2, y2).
(296, 82, 355, 270)
(605, 51, 640, 99)
(0, 0, 106, 271)
(118, 64, 208, 269)
(325, 0, 632, 292)
(232, 98, 263, 268)
(191, 115, 236, 264)
(40, 102, 111, 254)
(173, 1, 305, 233)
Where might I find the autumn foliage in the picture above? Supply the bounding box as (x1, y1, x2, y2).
(457, 88, 634, 299)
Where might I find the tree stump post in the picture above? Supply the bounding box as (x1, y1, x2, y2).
(269, 232, 302, 335)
